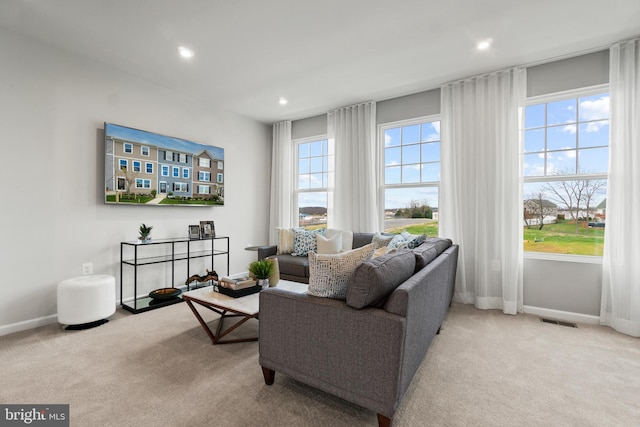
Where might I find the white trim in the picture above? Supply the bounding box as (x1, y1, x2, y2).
(523, 305, 600, 325)
(524, 252, 603, 264)
(0, 314, 58, 337)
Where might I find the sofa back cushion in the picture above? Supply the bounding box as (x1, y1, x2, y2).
(307, 243, 375, 299)
(346, 249, 416, 309)
(352, 233, 375, 249)
(413, 238, 453, 272)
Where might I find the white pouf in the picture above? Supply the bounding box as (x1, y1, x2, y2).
(57, 274, 116, 327)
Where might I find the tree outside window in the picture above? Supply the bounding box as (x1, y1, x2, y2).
(523, 87, 609, 256)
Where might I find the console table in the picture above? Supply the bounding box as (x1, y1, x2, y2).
(120, 236, 229, 314)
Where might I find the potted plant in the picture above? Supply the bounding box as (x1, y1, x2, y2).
(138, 223, 153, 243)
(249, 259, 275, 288)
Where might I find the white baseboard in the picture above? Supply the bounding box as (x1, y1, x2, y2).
(0, 314, 59, 337)
(523, 305, 600, 325)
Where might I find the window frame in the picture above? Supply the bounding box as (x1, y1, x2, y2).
(378, 115, 441, 233)
(523, 84, 609, 262)
(293, 135, 332, 229)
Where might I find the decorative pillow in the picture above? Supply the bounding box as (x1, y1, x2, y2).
(307, 243, 375, 299)
(386, 234, 406, 251)
(346, 249, 416, 309)
(292, 228, 325, 256)
(317, 233, 342, 254)
(372, 246, 387, 258)
(266, 256, 280, 286)
(276, 227, 298, 255)
(371, 233, 394, 250)
(397, 231, 427, 250)
(323, 229, 354, 251)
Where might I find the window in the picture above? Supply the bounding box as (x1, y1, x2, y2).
(123, 143, 132, 154)
(146, 163, 153, 174)
(165, 151, 173, 161)
(198, 185, 210, 194)
(133, 161, 141, 172)
(295, 137, 333, 229)
(161, 165, 169, 176)
(173, 182, 188, 192)
(199, 171, 211, 182)
(523, 86, 609, 256)
(217, 173, 224, 183)
(218, 161, 224, 170)
(381, 117, 440, 236)
(119, 159, 128, 171)
(179, 153, 187, 163)
(135, 179, 151, 189)
(199, 158, 211, 168)
(172, 167, 179, 178)
(141, 146, 150, 156)
(182, 168, 189, 179)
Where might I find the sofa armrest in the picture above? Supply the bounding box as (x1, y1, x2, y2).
(259, 288, 406, 417)
(257, 245, 277, 260)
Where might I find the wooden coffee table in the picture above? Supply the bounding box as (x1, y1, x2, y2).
(183, 280, 307, 344)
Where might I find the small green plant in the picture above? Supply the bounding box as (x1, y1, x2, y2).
(138, 223, 153, 241)
(249, 259, 274, 279)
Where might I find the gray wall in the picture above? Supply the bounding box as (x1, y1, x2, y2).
(290, 50, 609, 318)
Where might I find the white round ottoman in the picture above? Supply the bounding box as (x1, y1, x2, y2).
(57, 274, 116, 330)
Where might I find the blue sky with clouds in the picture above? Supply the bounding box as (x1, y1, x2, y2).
(105, 123, 224, 160)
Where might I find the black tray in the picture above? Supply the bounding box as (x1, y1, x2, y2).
(217, 285, 262, 298)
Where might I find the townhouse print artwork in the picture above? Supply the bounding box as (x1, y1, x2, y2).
(104, 123, 224, 206)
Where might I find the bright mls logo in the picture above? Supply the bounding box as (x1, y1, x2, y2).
(1, 405, 69, 426)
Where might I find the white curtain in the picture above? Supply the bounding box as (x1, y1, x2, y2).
(600, 39, 640, 337)
(268, 121, 293, 245)
(439, 67, 526, 315)
(327, 101, 379, 232)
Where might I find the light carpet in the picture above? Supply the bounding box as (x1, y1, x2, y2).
(1, 302, 638, 426)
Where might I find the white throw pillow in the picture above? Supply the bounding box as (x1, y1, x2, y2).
(307, 243, 375, 299)
(324, 228, 354, 251)
(317, 233, 342, 254)
(276, 227, 296, 255)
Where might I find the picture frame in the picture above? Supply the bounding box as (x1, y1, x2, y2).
(188, 225, 201, 239)
(104, 123, 225, 207)
(200, 220, 215, 238)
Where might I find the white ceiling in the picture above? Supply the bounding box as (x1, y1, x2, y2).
(1, 0, 639, 124)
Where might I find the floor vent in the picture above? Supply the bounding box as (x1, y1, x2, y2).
(540, 318, 578, 328)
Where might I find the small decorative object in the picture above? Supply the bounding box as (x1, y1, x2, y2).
(266, 257, 280, 287)
(185, 270, 218, 287)
(200, 220, 215, 238)
(249, 259, 274, 289)
(138, 223, 153, 243)
(148, 287, 181, 300)
(189, 225, 201, 239)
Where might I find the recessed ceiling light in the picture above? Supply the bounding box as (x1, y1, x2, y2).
(476, 39, 492, 51)
(278, 97, 288, 106)
(178, 46, 194, 59)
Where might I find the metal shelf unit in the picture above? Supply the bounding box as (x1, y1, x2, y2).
(120, 236, 229, 314)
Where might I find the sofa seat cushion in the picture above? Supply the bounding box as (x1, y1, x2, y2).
(413, 238, 453, 271)
(274, 254, 309, 278)
(307, 243, 375, 299)
(346, 249, 416, 309)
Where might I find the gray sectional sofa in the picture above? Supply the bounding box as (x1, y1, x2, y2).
(257, 232, 376, 283)
(258, 238, 458, 427)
